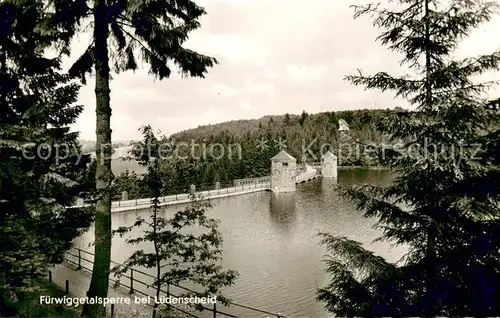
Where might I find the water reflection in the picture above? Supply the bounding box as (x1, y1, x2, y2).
(321, 177, 338, 193)
(338, 168, 393, 186)
(269, 193, 296, 234)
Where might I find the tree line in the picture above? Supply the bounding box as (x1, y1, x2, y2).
(109, 108, 405, 199)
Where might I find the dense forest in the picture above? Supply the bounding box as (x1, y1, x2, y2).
(111, 107, 407, 199)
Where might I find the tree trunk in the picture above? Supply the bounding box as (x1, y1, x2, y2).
(153, 203, 160, 318)
(426, 226, 436, 316)
(82, 0, 113, 316)
(424, 0, 432, 111)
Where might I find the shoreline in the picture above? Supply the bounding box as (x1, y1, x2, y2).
(338, 166, 388, 170)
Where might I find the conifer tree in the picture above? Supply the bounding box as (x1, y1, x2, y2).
(0, 0, 93, 314)
(43, 1, 217, 315)
(318, 0, 500, 316)
(113, 126, 237, 318)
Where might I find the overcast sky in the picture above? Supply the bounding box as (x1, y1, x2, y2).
(67, 0, 500, 141)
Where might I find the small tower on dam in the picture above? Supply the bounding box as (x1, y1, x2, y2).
(321, 150, 338, 178)
(271, 150, 297, 193)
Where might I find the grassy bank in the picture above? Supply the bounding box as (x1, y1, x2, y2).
(13, 277, 80, 318)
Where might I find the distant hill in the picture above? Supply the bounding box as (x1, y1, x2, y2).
(169, 108, 401, 150)
(78, 141, 144, 176)
(171, 115, 278, 139)
(79, 140, 135, 153)
(83, 145, 148, 176)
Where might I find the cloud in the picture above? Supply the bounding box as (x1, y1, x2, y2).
(245, 82, 276, 96)
(68, 0, 500, 140)
(186, 34, 267, 67)
(285, 64, 328, 82)
(211, 84, 240, 97)
(238, 100, 252, 111)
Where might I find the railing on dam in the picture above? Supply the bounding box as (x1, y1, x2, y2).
(233, 176, 271, 186)
(71, 169, 319, 211)
(72, 182, 272, 211)
(63, 247, 287, 318)
(295, 169, 317, 183)
(114, 183, 271, 209)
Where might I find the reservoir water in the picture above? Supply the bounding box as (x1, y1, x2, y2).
(73, 169, 407, 317)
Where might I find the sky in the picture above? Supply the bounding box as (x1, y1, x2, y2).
(67, 0, 500, 141)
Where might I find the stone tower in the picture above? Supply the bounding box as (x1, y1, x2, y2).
(271, 150, 297, 193)
(321, 150, 338, 178)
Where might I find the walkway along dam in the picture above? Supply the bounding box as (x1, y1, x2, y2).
(70, 150, 332, 213)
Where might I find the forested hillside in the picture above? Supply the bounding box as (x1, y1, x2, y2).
(79, 140, 132, 153)
(112, 108, 406, 198)
(169, 107, 405, 166)
(173, 108, 407, 142)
